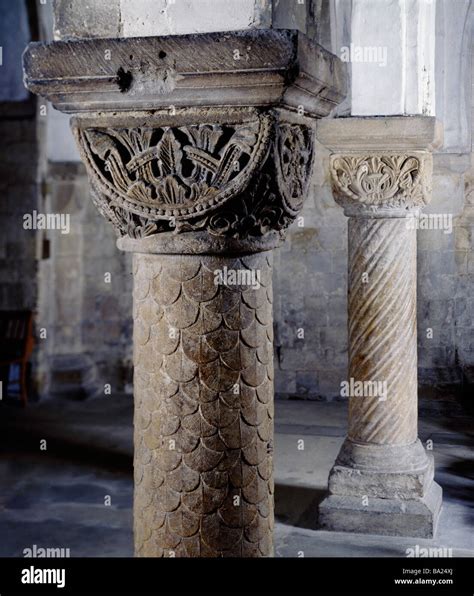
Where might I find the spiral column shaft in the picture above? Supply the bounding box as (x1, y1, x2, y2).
(347, 217, 418, 446)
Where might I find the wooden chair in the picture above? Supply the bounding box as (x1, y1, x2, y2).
(0, 311, 34, 406)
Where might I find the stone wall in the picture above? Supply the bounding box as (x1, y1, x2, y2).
(80, 171, 133, 391)
(273, 2, 474, 400)
(273, 140, 348, 399)
(0, 117, 38, 312)
(36, 164, 133, 397)
(452, 155, 474, 386)
(5, 0, 471, 400)
(53, 0, 272, 39)
(274, 151, 474, 399)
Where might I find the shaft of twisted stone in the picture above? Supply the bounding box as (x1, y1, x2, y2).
(347, 217, 418, 446)
(132, 251, 274, 557)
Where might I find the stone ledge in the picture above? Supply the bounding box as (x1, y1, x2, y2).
(23, 29, 346, 117)
(316, 116, 443, 152)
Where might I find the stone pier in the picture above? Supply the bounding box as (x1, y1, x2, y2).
(23, 31, 346, 555)
(317, 117, 444, 538)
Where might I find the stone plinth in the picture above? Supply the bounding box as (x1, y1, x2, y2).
(23, 29, 347, 556)
(316, 118, 443, 538)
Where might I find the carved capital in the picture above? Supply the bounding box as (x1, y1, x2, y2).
(23, 29, 346, 253)
(72, 110, 315, 249)
(329, 152, 433, 217)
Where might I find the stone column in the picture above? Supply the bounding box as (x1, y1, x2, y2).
(23, 30, 347, 555)
(74, 111, 315, 557)
(131, 249, 274, 556)
(317, 117, 443, 538)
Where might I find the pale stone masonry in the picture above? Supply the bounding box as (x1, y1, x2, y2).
(15, 0, 472, 399)
(316, 117, 444, 538)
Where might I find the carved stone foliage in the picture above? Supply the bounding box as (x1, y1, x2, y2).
(73, 115, 314, 240)
(275, 123, 314, 217)
(330, 153, 432, 215)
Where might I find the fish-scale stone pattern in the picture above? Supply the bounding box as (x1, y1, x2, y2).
(133, 251, 274, 557)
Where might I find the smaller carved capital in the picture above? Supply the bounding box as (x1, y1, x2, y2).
(329, 152, 433, 217)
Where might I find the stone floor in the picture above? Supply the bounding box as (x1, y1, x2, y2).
(0, 389, 472, 557)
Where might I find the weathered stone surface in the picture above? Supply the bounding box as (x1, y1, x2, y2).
(319, 482, 442, 539)
(317, 116, 443, 152)
(328, 440, 434, 499)
(54, 0, 272, 40)
(23, 27, 347, 556)
(23, 30, 346, 117)
(72, 110, 315, 245)
(317, 117, 443, 538)
(133, 251, 274, 557)
(54, 0, 121, 41)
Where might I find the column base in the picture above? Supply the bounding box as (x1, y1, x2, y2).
(319, 439, 443, 538)
(319, 481, 442, 538)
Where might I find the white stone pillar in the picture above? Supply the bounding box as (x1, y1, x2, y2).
(316, 116, 444, 537)
(350, 0, 436, 116)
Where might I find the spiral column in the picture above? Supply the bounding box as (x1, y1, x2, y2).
(347, 217, 418, 447)
(316, 128, 443, 538)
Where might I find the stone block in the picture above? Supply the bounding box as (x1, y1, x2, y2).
(327, 296, 347, 327)
(319, 481, 442, 539)
(120, 0, 272, 37)
(289, 228, 320, 253)
(315, 225, 347, 251)
(320, 326, 348, 350)
(455, 327, 474, 351)
(418, 367, 463, 386)
(274, 369, 296, 396)
(318, 368, 346, 399)
(295, 371, 320, 398)
(307, 250, 334, 273)
(418, 346, 456, 367)
(455, 226, 471, 251)
(329, 456, 435, 500)
(279, 347, 313, 372)
(314, 272, 347, 297)
(425, 300, 454, 324)
(54, 0, 121, 40)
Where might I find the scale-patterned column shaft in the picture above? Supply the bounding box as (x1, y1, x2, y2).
(347, 217, 418, 446)
(133, 251, 274, 557)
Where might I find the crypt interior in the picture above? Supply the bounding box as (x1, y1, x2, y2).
(0, 0, 473, 558)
